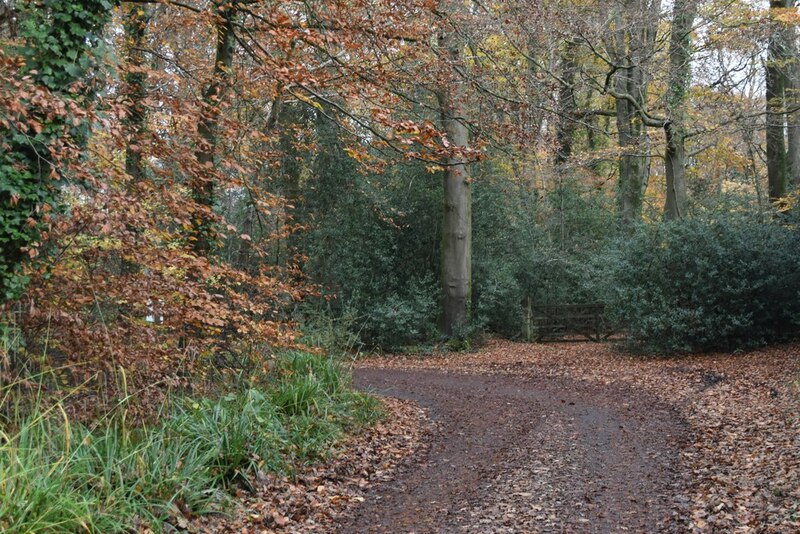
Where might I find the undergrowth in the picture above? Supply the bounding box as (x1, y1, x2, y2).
(0, 350, 382, 533)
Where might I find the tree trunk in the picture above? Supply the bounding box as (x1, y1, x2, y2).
(523, 33, 543, 191)
(766, 0, 789, 202)
(787, 68, 800, 190)
(237, 205, 254, 270)
(664, 124, 688, 219)
(192, 3, 236, 255)
(436, 1, 472, 337)
(555, 39, 579, 165)
(0, 2, 18, 39)
(123, 5, 150, 182)
(612, 0, 660, 229)
(663, 0, 697, 220)
(784, 1, 800, 190)
(118, 6, 152, 277)
(0, 1, 109, 300)
(615, 84, 646, 227)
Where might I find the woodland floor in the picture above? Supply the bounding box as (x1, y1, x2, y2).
(336, 367, 685, 533)
(204, 340, 800, 533)
(336, 340, 800, 534)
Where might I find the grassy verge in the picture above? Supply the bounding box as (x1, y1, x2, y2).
(0, 351, 382, 533)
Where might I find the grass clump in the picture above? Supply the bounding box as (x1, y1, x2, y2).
(0, 350, 383, 533)
(168, 388, 286, 486)
(271, 351, 383, 462)
(0, 409, 224, 533)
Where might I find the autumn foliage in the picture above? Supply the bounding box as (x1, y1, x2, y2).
(2, 0, 800, 394)
(0, 0, 455, 403)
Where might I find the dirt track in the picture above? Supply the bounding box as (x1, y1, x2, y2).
(334, 367, 688, 533)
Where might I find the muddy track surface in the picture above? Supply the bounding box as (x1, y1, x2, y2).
(334, 368, 688, 534)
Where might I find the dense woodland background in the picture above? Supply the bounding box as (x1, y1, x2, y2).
(1, 0, 800, 394)
(1, 1, 800, 531)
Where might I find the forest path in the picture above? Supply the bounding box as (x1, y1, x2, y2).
(333, 366, 688, 533)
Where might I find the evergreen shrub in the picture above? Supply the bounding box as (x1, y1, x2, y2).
(605, 217, 800, 354)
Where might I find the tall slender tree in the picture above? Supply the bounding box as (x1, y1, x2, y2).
(191, 1, 236, 255)
(608, 0, 661, 228)
(766, 0, 790, 202)
(782, 1, 800, 190)
(555, 38, 579, 165)
(436, 0, 472, 336)
(122, 4, 151, 183)
(663, 0, 698, 219)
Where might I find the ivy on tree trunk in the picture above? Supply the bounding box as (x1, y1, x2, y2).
(0, 0, 112, 300)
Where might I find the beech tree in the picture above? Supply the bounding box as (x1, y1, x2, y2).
(122, 4, 151, 184)
(663, 0, 698, 219)
(787, 11, 800, 189)
(766, 0, 799, 202)
(2, 0, 799, 375)
(608, 0, 661, 227)
(436, 1, 472, 336)
(767, 0, 789, 201)
(191, 2, 236, 255)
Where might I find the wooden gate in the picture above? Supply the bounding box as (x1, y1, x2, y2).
(527, 303, 616, 342)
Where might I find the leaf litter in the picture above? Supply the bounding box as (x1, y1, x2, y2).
(192, 340, 798, 533)
(192, 397, 431, 533)
(356, 340, 800, 533)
